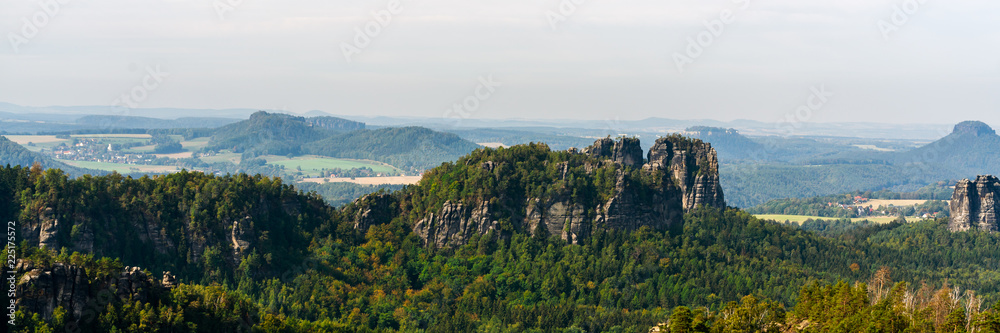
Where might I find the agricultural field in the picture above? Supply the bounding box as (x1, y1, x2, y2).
(755, 214, 914, 224)
(180, 137, 210, 150)
(262, 155, 401, 177)
(56, 159, 180, 174)
(300, 176, 422, 185)
(4, 135, 71, 152)
(199, 151, 242, 164)
(155, 152, 195, 159)
(858, 199, 943, 208)
(123, 145, 156, 153)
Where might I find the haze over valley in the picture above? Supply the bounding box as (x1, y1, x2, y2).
(3, 1, 1000, 332)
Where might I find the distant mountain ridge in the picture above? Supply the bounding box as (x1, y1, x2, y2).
(205, 111, 351, 155)
(75, 115, 241, 129)
(205, 111, 479, 172)
(896, 121, 1000, 176)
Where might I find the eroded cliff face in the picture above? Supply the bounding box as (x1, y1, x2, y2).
(17, 191, 321, 280)
(358, 136, 726, 248)
(15, 260, 174, 323)
(950, 175, 1000, 232)
(645, 136, 726, 210)
(414, 201, 499, 248)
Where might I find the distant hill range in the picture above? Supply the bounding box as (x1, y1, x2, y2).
(723, 121, 1000, 207)
(894, 121, 1000, 176)
(206, 111, 480, 172)
(74, 115, 241, 129)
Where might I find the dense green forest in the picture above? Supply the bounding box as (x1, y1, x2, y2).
(747, 182, 954, 218)
(10, 157, 1000, 332)
(205, 112, 339, 156)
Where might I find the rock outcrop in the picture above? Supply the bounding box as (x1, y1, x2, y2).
(356, 136, 726, 247)
(414, 201, 499, 248)
(950, 175, 1000, 232)
(584, 137, 644, 167)
(16, 260, 172, 323)
(526, 198, 589, 244)
(645, 136, 726, 210)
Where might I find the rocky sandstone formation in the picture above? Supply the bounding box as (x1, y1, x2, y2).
(584, 137, 644, 168)
(645, 136, 726, 210)
(362, 136, 726, 248)
(414, 201, 499, 248)
(16, 260, 173, 323)
(950, 175, 1000, 232)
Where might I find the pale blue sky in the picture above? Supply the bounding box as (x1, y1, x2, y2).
(1, 0, 998, 124)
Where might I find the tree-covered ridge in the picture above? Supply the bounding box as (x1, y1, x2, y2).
(303, 126, 482, 172)
(202, 111, 481, 172)
(3, 165, 337, 284)
(394, 142, 658, 221)
(205, 111, 335, 156)
(14, 141, 1000, 332)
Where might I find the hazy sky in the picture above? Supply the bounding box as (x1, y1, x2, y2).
(1, 0, 998, 124)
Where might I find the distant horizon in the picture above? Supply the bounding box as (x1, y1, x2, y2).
(0, 101, 987, 127)
(3, 1, 998, 125)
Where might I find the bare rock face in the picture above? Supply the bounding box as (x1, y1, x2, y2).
(353, 193, 398, 231)
(645, 136, 726, 211)
(950, 175, 1000, 232)
(526, 198, 589, 244)
(584, 137, 644, 167)
(16, 262, 89, 320)
(597, 170, 685, 232)
(38, 208, 60, 249)
(414, 201, 498, 248)
(231, 216, 253, 260)
(16, 260, 172, 323)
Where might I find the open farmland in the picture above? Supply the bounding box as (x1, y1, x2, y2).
(858, 199, 943, 208)
(754, 214, 913, 224)
(263, 155, 400, 177)
(4, 135, 71, 152)
(300, 176, 422, 185)
(56, 159, 180, 174)
(199, 152, 242, 164)
(180, 137, 210, 150)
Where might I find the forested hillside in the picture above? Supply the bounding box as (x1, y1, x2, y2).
(0, 136, 99, 177)
(719, 121, 999, 207)
(302, 126, 482, 171)
(205, 111, 339, 155)
(204, 111, 479, 172)
(12, 138, 1000, 332)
